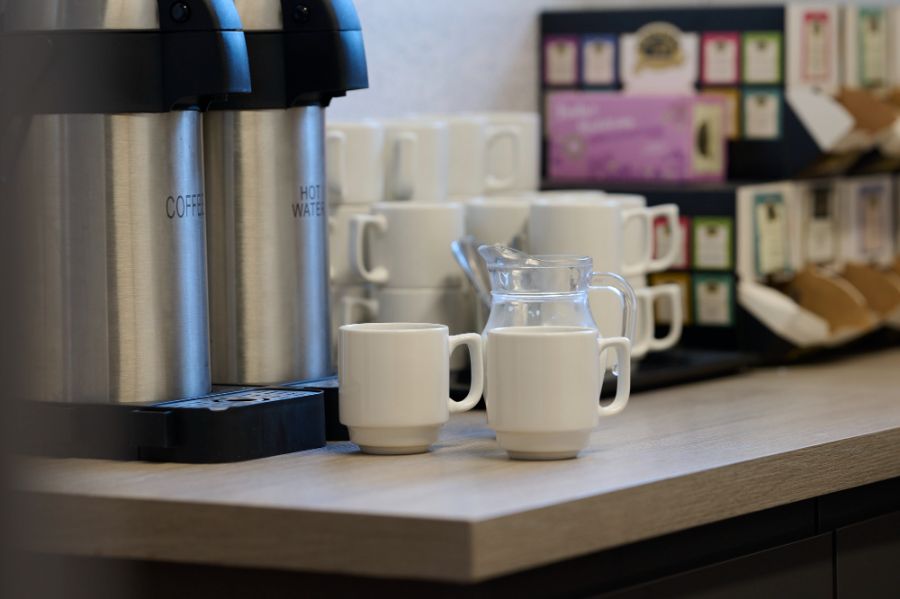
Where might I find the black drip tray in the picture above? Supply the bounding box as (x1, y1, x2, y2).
(16, 388, 325, 463)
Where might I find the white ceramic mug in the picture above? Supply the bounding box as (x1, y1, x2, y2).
(604, 193, 680, 286)
(415, 114, 521, 198)
(339, 323, 484, 454)
(529, 195, 652, 278)
(485, 326, 631, 460)
(342, 287, 474, 370)
(381, 119, 449, 203)
(326, 120, 385, 204)
(329, 204, 371, 285)
(471, 112, 540, 193)
(465, 195, 532, 247)
(350, 203, 464, 288)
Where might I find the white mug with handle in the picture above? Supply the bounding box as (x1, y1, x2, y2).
(415, 114, 520, 198)
(626, 284, 684, 359)
(529, 195, 654, 279)
(339, 323, 484, 455)
(486, 326, 631, 460)
(326, 120, 385, 205)
(603, 193, 681, 286)
(350, 203, 464, 288)
(381, 119, 449, 203)
(341, 287, 474, 371)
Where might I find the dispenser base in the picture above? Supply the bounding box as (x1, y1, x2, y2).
(17, 388, 326, 463)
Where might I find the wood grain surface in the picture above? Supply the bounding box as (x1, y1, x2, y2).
(17, 349, 900, 582)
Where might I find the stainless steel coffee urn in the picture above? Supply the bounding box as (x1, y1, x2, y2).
(2, 1, 251, 404)
(204, 0, 368, 385)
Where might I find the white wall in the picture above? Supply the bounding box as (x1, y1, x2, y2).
(329, 0, 788, 119)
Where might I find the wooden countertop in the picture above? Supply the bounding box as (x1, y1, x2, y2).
(19, 349, 900, 583)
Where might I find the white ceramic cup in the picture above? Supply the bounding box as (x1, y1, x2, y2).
(485, 326, 631, 460)
(465, 195, 533, 247)
(339, 323, 484, 454)
(381, 119, 449, 203)
(529, 195, 652, 278)
(329, 204, 371, 285)
(342, 287, 474, 370)
(326, 120, 385, 205)
(604, 193, 680, 286)
(350, 203, 464, 288)
(470, 112, 540, 193)
(415, 114, 521, 198)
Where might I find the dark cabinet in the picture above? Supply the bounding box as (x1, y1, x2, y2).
(836, 511, 900, 598)
(603, 535, 833, 599)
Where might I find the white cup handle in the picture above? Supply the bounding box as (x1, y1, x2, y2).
(621, 208, 652, 278)
(646, 204, 680, 273)
(447, 333, 484, 413)
(326, 130, 347, 201)
(647, 284, 683, 352)
(597, 336, 631, 417)
(390, 132, 418, 201)
(484, 126, 519, 192)
(350, 213, 389, 284)
(341, 297, 378, 326)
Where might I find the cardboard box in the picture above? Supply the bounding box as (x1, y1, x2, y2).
(546, 92, 727, 183)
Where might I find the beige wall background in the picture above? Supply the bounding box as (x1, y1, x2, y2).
(328, 0, 799, 119)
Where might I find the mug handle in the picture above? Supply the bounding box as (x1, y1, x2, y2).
(350, 213, 389, 284)
(484, 125, 519, 192)
(326, 130, 346, 200)
(620, 208, 652, 278)
(589, 272, 637, 344)
(447, 333, 484, 413)
(647, 284, 684, 352)
(646, 204, 680, 273)
(597, 336, 631, 417)
(341, 296, 378, 326)
(390, 132, 418, 201)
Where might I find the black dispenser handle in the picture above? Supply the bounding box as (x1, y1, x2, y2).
(0, 0, 251, 114)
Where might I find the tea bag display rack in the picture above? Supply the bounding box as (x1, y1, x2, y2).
(539, 6, 900, 183)
(553, 176, 900, 362)
(17, 387, 326, 463)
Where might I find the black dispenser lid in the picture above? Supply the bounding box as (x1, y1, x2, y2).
(0, 0, 252, 113)
(211, 0, 369, 110)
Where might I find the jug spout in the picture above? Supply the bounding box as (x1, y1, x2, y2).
(477, 244, 535, 270)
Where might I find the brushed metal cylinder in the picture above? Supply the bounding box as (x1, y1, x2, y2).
(204, 106, 332, 385)
(11, 111, 211, 404)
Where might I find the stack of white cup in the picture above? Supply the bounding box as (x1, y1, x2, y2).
(326, 119, 385, 366)
(327, 113, 542, 369)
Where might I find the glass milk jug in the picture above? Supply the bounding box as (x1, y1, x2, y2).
(478, 245, 636, 348)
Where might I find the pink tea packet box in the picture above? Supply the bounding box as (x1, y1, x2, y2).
(546, 92, 727, 183)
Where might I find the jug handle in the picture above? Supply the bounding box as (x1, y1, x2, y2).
(589, 272, 637, 344)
